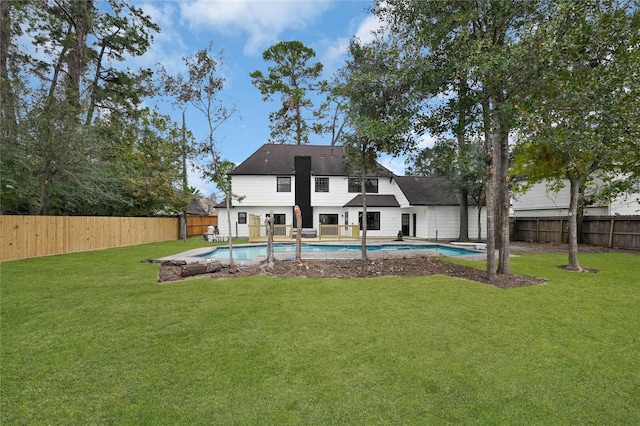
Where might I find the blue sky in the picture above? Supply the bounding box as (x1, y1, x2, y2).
(131, 0, 417, 196)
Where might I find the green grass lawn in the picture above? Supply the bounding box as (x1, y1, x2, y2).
(2, 238, 639, 424)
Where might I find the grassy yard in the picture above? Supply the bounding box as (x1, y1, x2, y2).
(1, 239, 639, 424)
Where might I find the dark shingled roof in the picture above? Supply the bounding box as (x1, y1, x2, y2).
(394, 176, 459, 205)
(344, 194, 400, 208)
(230, 144, 393, 177)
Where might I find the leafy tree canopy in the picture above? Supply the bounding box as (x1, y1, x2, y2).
(250, 40, 326, 145)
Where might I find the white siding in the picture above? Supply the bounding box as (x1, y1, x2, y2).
(311, 176, 353, 206)
(217, 206, 291, 238)
(513, 180, 640, 217)
(377, 208, 403, 237)
(392, 184, 411, 208)
(359, 207, 402, 238)
(232, 175, 295, 206)
(411, 206, 487, 240)
(343, 207, 402, 238)
(609, 193, 640, 215)
(311, 175, 402, 206)
(377, 177, 399, 194)
(220, 202, 488, 240)
(467, 207, 488, 240)
(313, 206, 348, 227)
(512, 182, 571, 215)
(425, 206, 459, 240)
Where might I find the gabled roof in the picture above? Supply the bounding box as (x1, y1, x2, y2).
(394, 176, 459, 205)
(230, 144, 394, 177)
(187, 197, 218, 216)
(344, 194, 400, 208)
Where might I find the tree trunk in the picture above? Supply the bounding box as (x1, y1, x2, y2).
(496, 123, 510, 275)
(265, 211, 275, 267)
(459, 189, 469, 241)
(181, 111, 188, 242)
(85, 43, 106, 126)
(180, 261, 223, 277)
(566, 176, 583, 271)
(65, 0, 92, 106)
(477, 206, 483, 241)
(0, 0, 16, 129)
(577, 183, 586, 245)
(457, 78, 469, 242)
(226, 196, 234, 267)
(361, 169, 368, 262)
(482, 100, 497, 284)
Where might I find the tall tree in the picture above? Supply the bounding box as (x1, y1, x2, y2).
(412, 77, 482, 241)
(213, 160, 244, 267)
(0, 0, 162, 216)
(158, 44, 237, 252)
(250, 41, 325, 145)
(514, 0, 640, 270)
(337, 38, 417, 261)
(408, 137, 486, 240)
(116, 109, 187, 216)
(158, 45, 236, 180)
(377, 0, 538, 282)
(0, 0, 18, 131)
(320, 88, 348, 146)
(84, 0, 159, 125)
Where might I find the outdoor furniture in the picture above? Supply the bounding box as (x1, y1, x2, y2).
(292, 228, 317, 238)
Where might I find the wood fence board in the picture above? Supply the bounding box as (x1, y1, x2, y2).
(1, 215, 180, 261)
(187, 215, 217, 237)
(512, 216, 639, 250)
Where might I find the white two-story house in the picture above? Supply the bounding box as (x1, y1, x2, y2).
(217, 144, 486, 240)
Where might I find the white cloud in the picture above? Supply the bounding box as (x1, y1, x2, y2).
(317, 36, 350, 79)
(180, 0, 333, 55)
(317, 6, 388, 77)
(123, 2, 190, 73)
(188, 164, 218, 197)
(417, 132, 438, 149)
(353, 13, 387, 45)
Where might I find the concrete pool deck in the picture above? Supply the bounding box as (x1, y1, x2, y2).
(157, 239, 488, 266)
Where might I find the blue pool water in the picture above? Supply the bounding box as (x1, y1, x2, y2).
(198, 243, 480, 260)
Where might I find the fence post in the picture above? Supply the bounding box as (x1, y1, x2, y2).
(608, 219, 615, 248)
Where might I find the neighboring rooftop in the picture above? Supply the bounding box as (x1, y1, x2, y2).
(230, 144, 394, 177)
(187, 197, 218, 216)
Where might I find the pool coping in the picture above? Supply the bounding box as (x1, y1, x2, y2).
(157, 240, 487, 266)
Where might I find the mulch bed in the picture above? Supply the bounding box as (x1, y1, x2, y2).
(212, 256, 546, 289)
(156, 241, 635, 288)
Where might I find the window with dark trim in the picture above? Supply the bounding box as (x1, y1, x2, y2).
(315, 177, 329, 192)
(358, 211, 381, 230)
(277, 176, 291, 192)
(348, 178, 379, 193)
(320, 214, 339, 235)
(238, 212, 247, 224)
(319, 214, 338, 225)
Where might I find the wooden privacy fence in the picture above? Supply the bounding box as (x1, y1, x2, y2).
(1, 215, 180, 261)
(187, 215, 218, 237)
(511, 216, 640, 250)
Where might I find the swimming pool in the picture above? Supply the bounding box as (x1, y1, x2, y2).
(198, 243, 480, 260)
